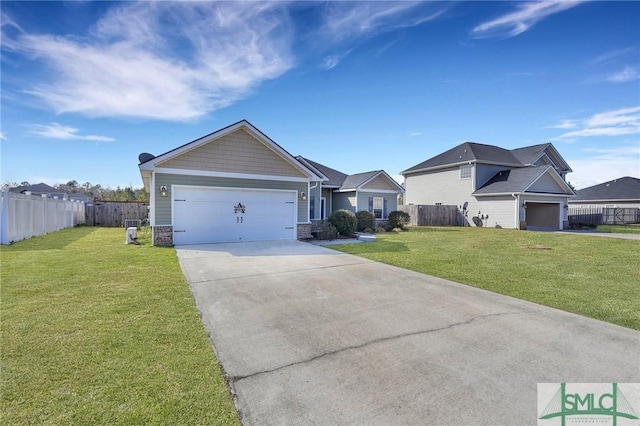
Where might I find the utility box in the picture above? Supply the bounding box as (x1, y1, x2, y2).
(126, 227, 138, 244)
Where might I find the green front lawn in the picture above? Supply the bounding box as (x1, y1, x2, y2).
(332, 227, 640, 330)
(597, 224, 640, 234)
(1, 227, 239, 425)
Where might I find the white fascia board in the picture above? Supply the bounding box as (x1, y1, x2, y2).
(296, 157, 330, 182)
(142, 121, 321, 181)
(545, 144, 573, 172)
(401, 160, 480, 176)
(568, 198, 639, 203)
(357, 189, 403, 194)
(475, 191, 571, 198)
(240, 125, 322, 181)
(156, 167, 311, 183)
(523, 166, 574, 195)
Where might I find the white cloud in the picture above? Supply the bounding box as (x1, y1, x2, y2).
(317, 2, 449, 68)
(606, 66, 640, 83)
(321, 2, 448, 42)
(4, 2, 294, 121)
(29, 123, 115, 142)
(409, 132, 423, 137)
(590, 47, 635, 65)
(567, 144, 640, 189)
(554, 107, 640, 139)
(472, 0, 586, 39)
(548, 119, 579, 130)
(322, 49, 353, 71)
(0, 131, 7, 140)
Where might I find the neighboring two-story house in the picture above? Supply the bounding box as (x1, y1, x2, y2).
(401, 142, 575, 230)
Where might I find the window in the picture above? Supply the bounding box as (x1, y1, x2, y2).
(460, 164, 472, 179)
(373, 197, 384, 219)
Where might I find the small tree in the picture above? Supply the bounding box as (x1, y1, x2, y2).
(328, 209, 358, 237)
(355, 210, 375, 232)
(386, 210, 411, 230)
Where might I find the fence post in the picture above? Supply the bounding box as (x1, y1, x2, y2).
(0, 190, 8, 245)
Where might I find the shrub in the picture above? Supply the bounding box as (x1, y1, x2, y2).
(328, 209, 358, 237)
(313, 222, 338, 240)
(375, 227, 386, 234)
(386, 210, 411, 230)
(355, 211, 375, 232)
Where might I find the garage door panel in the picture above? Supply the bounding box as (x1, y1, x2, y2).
(173, 187, 296, 245)
(526, 202, 560, 230)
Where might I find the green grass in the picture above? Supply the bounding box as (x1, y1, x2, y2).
(1, 227, 240, 425)
(332, 227, 640, 330)
(596, 224, 640, 234)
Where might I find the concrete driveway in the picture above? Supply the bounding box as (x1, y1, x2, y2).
(176, 241, 640, 426)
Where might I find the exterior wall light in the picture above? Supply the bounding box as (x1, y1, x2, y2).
(299, 191, 307, 200)
(160, 185, 168, 197)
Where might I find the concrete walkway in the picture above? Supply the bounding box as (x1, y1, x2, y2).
(176, 241, 640, 426)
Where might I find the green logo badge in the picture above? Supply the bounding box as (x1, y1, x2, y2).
(538, 383, 639, 426)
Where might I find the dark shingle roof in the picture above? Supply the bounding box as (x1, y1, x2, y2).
(573, 177, 640, 201)
(510, 143, 550, 165)
(9, 183, 58, 194)
(473, 167, 555, 195)
(340, 171, 380, 190)
(296, 157, 347, 187)
(402, 142, 522, 174)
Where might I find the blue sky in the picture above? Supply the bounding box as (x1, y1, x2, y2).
(1, 1, 639, 190)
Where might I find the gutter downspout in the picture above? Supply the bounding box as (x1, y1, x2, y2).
(308, 181, 319, 222)
(512, 193, 519, 230)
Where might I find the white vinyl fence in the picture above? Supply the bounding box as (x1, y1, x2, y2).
(0, 190, 86, 245)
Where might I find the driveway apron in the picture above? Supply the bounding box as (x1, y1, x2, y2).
(176, 241, 640, 426)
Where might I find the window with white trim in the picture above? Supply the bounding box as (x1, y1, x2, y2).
(373, 197, 384, 219)
(460, 164, 472, 179)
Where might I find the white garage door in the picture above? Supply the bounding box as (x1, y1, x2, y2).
(173, 186, 297, 245)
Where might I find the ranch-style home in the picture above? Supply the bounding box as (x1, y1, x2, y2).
(569, 177, 640, 209)
(401, 142, 575, 230)
(138, 120, 403, 246)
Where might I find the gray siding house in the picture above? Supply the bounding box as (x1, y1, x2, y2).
(402, 142, 575, 230)
(138, 120, 403, 245)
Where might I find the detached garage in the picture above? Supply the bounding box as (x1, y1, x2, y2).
(139, 120, 322, 246)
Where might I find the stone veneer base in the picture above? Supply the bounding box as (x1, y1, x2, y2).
(153, 225, 174, 246)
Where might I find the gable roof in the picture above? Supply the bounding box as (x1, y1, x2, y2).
(138, 120, 323, 186)
(573, 177, 640, 202)
(298, 157, 403, 193)
(402, 141, 570, 175)
(473, 166, 573, 196)
(402, 142, 523, 174)
(296, 156, 346, 187)
(511, 143, 572, 172)
(340, 171, 381, 190)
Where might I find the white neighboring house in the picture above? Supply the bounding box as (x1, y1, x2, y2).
(401, 142, 575, 230)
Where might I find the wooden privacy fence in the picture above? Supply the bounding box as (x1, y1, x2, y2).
(398, 205, 462, 226)
(568, 207, 640, 226)
(0, 190, 85, 244)
(86, 201, 149, 227)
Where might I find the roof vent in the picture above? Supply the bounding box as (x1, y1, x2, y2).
(138, 153, 155, 163)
